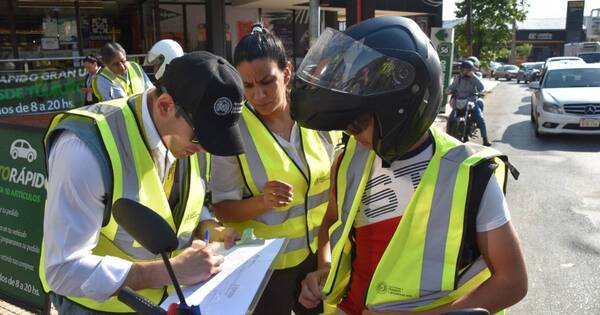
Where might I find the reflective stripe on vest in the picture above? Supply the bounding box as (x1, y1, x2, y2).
(324, 127, 508, 312)
(40, 96, 205, 313)
(225, 104, 332, 269)
(198, 151, 211, 184)
(92, 62, 146, 101)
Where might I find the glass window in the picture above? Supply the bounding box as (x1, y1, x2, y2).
(543, 68, 600, 88)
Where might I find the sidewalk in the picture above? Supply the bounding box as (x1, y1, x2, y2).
(0, 300, 40, 315)
(433, 78, 500, 130)
(0, 298, 58, 315)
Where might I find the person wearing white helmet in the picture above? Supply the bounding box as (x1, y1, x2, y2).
(467, 56, 483, 78)
(145, 39, 184, 80)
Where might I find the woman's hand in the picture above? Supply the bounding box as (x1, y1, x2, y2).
(220, 227, 240, 249)
(197, 220, 240, 249)
(260, 180, 293, 209)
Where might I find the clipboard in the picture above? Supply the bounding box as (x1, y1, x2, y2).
(160, 238, 287, 315)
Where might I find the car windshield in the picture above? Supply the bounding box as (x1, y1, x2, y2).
(578, 53, 600, 63)
(543, 68, 600, 88)
(505, 65, 519, 70)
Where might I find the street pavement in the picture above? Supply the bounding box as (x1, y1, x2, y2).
(479, 80, 600, 314)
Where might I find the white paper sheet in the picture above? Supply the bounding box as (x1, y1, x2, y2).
(160, 238, 285, 315)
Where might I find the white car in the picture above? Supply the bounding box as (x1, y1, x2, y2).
(544, 56, 585, 65)
(530, 63, 600, 136)
(539, 56, 586, 78)
(10, 139, 37, 162)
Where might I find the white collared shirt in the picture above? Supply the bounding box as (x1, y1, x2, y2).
(43, 89, 211, 301)
(141, 89, 177, 180)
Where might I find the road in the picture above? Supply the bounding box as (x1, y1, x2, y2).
(481, 80, 600, 314)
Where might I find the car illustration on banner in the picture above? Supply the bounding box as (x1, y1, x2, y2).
(10, 139, 37, 162)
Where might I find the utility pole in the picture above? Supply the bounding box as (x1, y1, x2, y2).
(466, 0, 473, 55)
(309, 0, 320, 46)
(509, 19, 517, 64)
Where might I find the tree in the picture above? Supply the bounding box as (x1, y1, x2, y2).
(515, 43, 533, 58)
(454, 0, 528, 67)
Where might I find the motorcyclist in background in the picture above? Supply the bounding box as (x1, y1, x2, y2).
(447, 60, 491, 146)
(467, 56, 483, 78)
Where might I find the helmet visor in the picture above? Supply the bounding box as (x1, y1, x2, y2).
(144, 53, 164, 66)
(297, 28, 416, 96)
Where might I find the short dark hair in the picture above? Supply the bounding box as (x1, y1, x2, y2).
(83, 55, 101, 66)
(233, 23, 288, 70)
(100, 42, 126, 65)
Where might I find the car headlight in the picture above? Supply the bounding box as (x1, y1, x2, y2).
(542, 102, 563, 114)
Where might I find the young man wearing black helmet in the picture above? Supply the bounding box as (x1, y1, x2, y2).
(448, 60, 491, 146)
(466, 56, 483, 78)
(292, 17, 527, 315)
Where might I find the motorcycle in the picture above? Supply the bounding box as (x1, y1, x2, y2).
(447, 93, 483, 143)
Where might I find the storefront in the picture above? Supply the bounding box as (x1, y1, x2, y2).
(516, 17, 586, 62)
(1, 0, 443, 70)
(516, 29, 566, 62)
(0, 0, 140, 71)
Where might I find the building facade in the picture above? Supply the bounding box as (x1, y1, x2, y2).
(1, 0, 443, 70)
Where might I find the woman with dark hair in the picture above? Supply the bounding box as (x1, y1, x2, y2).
(92, 42, 153, 101)
(210, 24, 340, 315)
(81, 55, 101, 105)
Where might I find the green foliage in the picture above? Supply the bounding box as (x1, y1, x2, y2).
(499, 48, 512, 59)
(454, 0, 528, 67)
(515, 43, 533, 57)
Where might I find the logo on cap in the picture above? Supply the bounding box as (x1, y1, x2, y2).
(214, 97, 234, 116)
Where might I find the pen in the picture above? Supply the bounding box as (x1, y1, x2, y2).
(204, 229, 209, 243)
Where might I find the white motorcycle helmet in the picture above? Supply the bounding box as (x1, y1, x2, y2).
(145, 39, 184, 80)
(466, 56, 481, 69)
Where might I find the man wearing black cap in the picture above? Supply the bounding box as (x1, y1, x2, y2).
(40, 51, 245, 314)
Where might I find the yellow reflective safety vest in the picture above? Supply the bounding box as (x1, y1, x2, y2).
(226, 103, 340, 270)
(92, 61, 146, 101)
(324, 127, 509, 313)
(39, 94, 206, 313)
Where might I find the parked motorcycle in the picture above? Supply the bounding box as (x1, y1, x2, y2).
(447, 93, 483, 143)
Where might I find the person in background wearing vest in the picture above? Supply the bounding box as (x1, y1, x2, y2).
(210, 24, 340, 315)
(293, 17, 527, 315)
(41, 52, 244, 314)
(81, 55, 101, 105)
(92, 42, 154, 101)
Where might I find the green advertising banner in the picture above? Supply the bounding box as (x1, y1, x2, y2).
(0, 123, 48, 313)
(430, 27, 455, 113)
(0, 69, 86, 116)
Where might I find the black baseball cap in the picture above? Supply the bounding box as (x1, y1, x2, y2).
(161, 51, 244, 156)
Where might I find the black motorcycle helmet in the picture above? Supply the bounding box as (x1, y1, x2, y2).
(290, 16, 442, 163)
(461, 60, 475, 71)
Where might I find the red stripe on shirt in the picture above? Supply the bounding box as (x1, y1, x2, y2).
(338, 216, 402, 315)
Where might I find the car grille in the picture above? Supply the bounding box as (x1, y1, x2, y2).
(563, 104, 600, 115)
